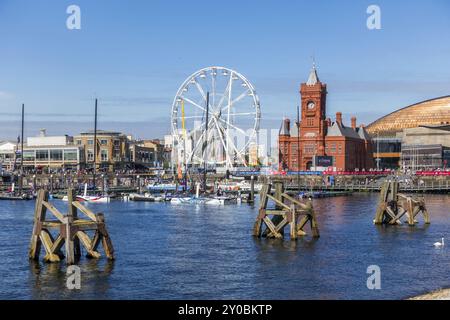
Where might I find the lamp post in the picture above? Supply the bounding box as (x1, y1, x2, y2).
(376, 132, 380, 171)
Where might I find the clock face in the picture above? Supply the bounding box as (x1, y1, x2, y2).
(307, 101, 315, 110)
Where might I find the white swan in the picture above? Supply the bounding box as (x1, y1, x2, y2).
(434, 238, 444, 247)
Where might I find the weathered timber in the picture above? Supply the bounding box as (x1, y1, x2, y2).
(253, 181, 320, 240)
(374, 181, 430, 226)
(28, 188, 115, 265)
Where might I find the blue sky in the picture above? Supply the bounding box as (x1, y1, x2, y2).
(0, 0, 449, 140)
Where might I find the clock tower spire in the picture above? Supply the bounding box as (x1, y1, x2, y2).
(298, 63, 328, 170)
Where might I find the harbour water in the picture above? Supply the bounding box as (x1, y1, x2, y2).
(1, 194, 450, 300)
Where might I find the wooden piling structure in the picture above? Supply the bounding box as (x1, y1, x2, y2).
(29, 188, 115, 265)
(248, 175, 255, 204)
(374, 181, 430, 226)
(253, 181, 320, 240)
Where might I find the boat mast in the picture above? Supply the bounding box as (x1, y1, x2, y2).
(203, 92, 210, 192)
(93, 99, 98, 193)
(19, 103, 24, 195)
(297, 105, 300, 192)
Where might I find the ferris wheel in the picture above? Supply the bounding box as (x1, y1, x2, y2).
(171, 66, 261, 168)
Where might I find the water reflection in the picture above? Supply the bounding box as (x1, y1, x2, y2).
(2, 195, 450, 299)
(28, 259, 115, 299)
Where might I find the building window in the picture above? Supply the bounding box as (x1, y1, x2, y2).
(338, 144, 342, 154)
(330, 143, 336, 154)
(36, 150, 49, 161)
(100, 139, 108, 145)
(64, 149, 78, 161)
(307, 118, 314, 126)
(101, 149, 108, 162)
(304, 144, 315, 154)
(23, 150, 35, 162)
(50, 149, 63, 161)
(87, 149, 94, 162)
(76, 140, 82, 145)
(87, 140, 94, 145)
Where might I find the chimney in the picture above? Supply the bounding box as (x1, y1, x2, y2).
(351, 116, 357, 130)
(39, 129, 47, 137)
(284, 118, 290, 133)
(336, 112, 342, 126)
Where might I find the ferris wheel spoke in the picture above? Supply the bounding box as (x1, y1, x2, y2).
(182, 97, 206, 112)
(188, 131, 205, 162)
(215, 74, 232, 111)
(226, 112, 255, 116)
(221, 89, 250, 112)
(176, 115, 204, 120)
(194, 81, 207, 102)
(188, 116, 215, 161)
(217, 117, 248, 136)
(202, 121, 216, 162)
(212, 72, 217, 109)
(216, 120, 247, 166)
(213, 118, 232, 167)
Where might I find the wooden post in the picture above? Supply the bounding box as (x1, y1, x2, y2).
(68, 188, 81, 259)
(28, 189, 48, 260)
(253, 182, 320, 241)
(249, 175, 255, 204)
(289, 205, 297, 240)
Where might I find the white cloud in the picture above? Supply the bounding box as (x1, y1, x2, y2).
(0, 91, 13, 99)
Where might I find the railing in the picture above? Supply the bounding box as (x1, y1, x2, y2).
(284, 181, 450, 193)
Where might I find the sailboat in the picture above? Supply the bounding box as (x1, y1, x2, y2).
(63, 99, 110, 203)
(0, 104, 32, 200)
(62, 183, 110, 203)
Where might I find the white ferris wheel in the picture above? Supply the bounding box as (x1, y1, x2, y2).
(171, 66, 261, 168)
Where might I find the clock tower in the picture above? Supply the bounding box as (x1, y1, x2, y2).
(299, 64, 328, 169)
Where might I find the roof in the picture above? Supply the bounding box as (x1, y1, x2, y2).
(366, 95, 450, 136)
(306, 64, 319, 86)
(356, 126, 372, 140)
(279, 118, 290, 136)
(326, 122, 362, 139)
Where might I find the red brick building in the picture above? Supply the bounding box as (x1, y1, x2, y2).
(279, 65, 373, 171)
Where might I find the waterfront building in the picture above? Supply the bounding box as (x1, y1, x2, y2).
(74, 130, 130, 171)
(22, 129, 84, 171)
(129, 139, 165, 169)
(372, 136, 402, 170)
(278, 65, 373, 171)
(0, 141, 17, 171)
(367, 96, 450, 169)
(399, 125, 450, 170)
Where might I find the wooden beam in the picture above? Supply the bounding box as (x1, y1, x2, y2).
(76, 231, 101, 258)
(72, 201, 98, 222)
(42, 201, 65, 223)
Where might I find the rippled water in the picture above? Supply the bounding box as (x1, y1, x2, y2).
(1, 193, 450, 300)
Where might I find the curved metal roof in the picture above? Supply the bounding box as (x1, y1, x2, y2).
(366, 96, 450, 136)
